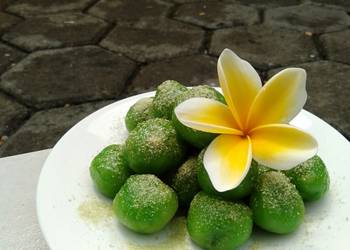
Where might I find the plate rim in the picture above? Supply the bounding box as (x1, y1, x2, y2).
(36, 90, 350, 249)
(36, 91, 156, 249)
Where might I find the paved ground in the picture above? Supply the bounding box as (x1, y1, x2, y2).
(0, 0, 349, 157)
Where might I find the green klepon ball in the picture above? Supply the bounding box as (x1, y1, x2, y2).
(250, 171, 305, 234)
(255, 162, 275, 178)
(176, 85, 226, 105)
(125, 118, 186, 175)
(172, 85, 226, 149)
(197, 149, 257, 200)
(125, 97, 156, 131)
(113, 174, 178, 234)
(284, 155, 330, 201)
(90, 144, 132, 198)
(187, 192, 253, 250)
(169, 156, 201, 207)
(152, 80, 187, 119)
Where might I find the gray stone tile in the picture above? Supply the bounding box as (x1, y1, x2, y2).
(162, 0, 199, 3)
(210, 25, 319, 69)
(0, 46, 136, 109)
(0, 101, 112, 157)
(100, 18, 204, 62)
(173, 1, 259, 29)
(0, 42, 26, 74)
(88, 0, 171, 24)
(1, 0, 349, 156)
(5, 0, 95, 17)
(268, 61, 350, 138)
(169, 0, 199, 3)
(0, 12, 21, 35)
(126, 16, 201, 31)
(311, 0, 350, 12)
(265, 3, 350, 34)
(228, 0, 301, 8)
(128, 55, 218, 95)
(0, 2, 5, 10)
(2, 12, 109, 52)
(320, 29, 350, 65)
(0, 92, 28, 136)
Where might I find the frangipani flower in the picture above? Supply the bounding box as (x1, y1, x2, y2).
(174, 49, 318, 192)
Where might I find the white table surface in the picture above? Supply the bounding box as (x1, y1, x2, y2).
(0, 149, 50, 250)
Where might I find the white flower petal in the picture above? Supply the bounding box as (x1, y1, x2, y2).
(250, 124, 318, 170)
(218, 48, 262, 128)
(247, 68, 307, 129)
(204, 134, 252, 192)
(174, 97, 242, 135)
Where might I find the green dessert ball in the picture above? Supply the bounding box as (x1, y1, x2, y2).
(187, 192, 253, 250)
(113, 174, 178, 234)
(284, 155, 330, 201)
(197, 149, 257, 200)
(90, 144, 132, 198)
(153, 80, 187, 119)
(169, 156, 201, 207)
(250, 171, 305, 234)
(172, 85, 226, 149)
(125, 97, 156, 131)
(255, 162, 275, 178)
(174, 85, 225, 110)
(125, 118, 186, 175)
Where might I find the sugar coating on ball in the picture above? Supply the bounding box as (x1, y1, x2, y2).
(169, 156, 201, 206)
(187, 192, 253, 250)
(90, 144, 132, 198)
(174, 85, 225, 106)
(125, 118, 186, 175)
(113, 174, 178, 234)
(250, 171, 305, 234)
(125, 97, 156, 131)
(284, 155, 330, 201)
(153, 80, 187, 119)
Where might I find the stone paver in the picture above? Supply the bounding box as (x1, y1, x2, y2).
(1, 0, 350, 156)
(129, 16, 200, 31)
(173, 1, 259, 29)
(163, 0, 201, 3)
(0, 46, 136, 109)
(265, 3, 350, 33)
(0, 101, 111, 157)
(0, 12, 21, 35)
(100, 18, 204, 62)
(0, 92, 28, 136)
(210, 25, 319, 69)
(320, 30, 350, 65)
(88, 0, 171, 24)
(128, 55, 218, 95)
(231, 0, 301, 8)
(268, 61, 350, 138)
(0, 43, 26, 74)
(2, 13, 109, 52)
(5, 0, 95, 17)
(311, 0, 350, 12)
(168, 0, 199, 3)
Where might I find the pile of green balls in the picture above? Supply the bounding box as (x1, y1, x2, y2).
(90, 80, 330, 250)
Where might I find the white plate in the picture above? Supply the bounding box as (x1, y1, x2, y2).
(37, 91, 350, 250)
